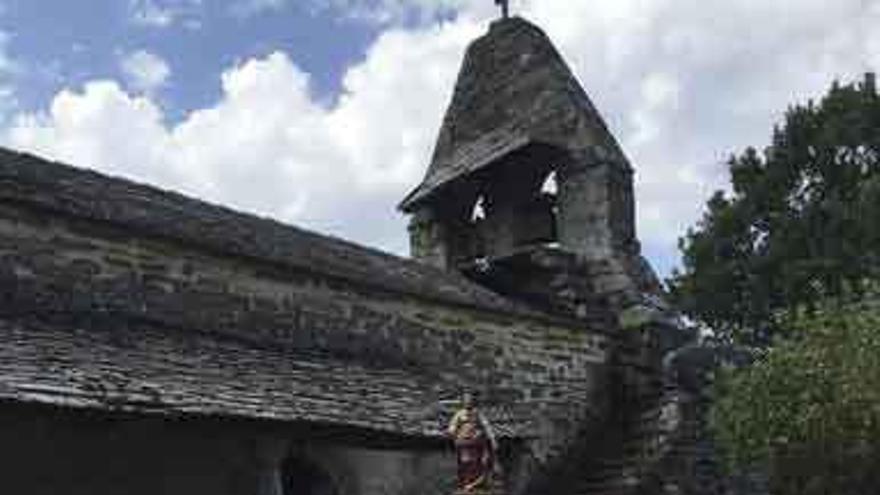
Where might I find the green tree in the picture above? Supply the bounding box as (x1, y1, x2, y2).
(668, 74, 880, 343)
(711, 298, 880, 495)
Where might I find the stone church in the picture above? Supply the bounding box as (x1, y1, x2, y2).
(0, 15, 727, 495)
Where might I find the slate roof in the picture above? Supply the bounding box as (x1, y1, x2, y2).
(0, 313, 531, 440)
(400, 16, 626, 212)
(0, 147, 528, 317)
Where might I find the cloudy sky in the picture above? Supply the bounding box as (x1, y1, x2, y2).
(0, 0, 877, 278)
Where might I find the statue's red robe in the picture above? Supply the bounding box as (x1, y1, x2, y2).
(448, 407, 496, 492)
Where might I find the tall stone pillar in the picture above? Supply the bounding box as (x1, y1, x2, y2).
(409, 207, 450, 269)
(555, 145, 637, 262)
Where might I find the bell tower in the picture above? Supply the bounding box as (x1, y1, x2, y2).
(400, 16, 652, 311)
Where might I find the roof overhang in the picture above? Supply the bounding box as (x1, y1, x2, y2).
(399, 135, 570, 213)
(0, 313, 533, 443)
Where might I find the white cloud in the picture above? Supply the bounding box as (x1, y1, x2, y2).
(0, 31, 19, 125)
(130, 0, 203, 28)
(7, 81, 173, 184)
(229, 0, 468, 23)
(0, 31, 16, 73)
(230, 0, 286, 17)
(120, 50, 171, 94)
(309, 0, 470, 24)
(130, 0, 176, 27)
(6, 0, 880, 277)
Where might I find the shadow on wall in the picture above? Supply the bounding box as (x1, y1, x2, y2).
(281, 455, 338, 495)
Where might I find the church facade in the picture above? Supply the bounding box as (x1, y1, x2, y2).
(0, 16, 724, 495)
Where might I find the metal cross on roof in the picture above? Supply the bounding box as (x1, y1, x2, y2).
(494, 0, 510, 19)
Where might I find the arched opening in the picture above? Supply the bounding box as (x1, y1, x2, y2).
(540, 170, 558, 195)
(510, 168, 558, 248)
(447, 193, 488, 266)
(281, 456, 338, 495)
(470, 195, 487, 222)
(428, 143, 569, 269)
(540, 169, 560, 247)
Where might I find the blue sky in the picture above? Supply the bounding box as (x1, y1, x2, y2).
(1, 0, 878, 280)
(2, 0, 384, 119)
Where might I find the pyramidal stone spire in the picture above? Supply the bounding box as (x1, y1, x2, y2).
(400, 16, 630, 212)
(400, 16, 640, 274)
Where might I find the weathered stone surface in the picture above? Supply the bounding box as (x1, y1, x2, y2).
(655, 343, 770, 495)
(399, 17, 641, 274)
(0, 176, 610, 446)
(0, 406, 456, 495)
(0, 147, 526, 316)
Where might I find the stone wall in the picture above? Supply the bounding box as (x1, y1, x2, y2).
(296, 444, 456, 495)
(0, 174, 614, 488)
(0, 405, 457, 495)
(0, 407, 262, 495)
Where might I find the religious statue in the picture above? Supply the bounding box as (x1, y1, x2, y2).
(447, 391, 498, 494)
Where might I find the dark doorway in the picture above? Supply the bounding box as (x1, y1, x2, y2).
(281, 455, 338, 495)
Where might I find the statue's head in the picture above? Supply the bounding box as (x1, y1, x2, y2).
(462, 390, 476, 410)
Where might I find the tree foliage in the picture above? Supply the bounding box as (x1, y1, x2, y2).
(668, 75, 880, 343)
(711, 298, 880, 494)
